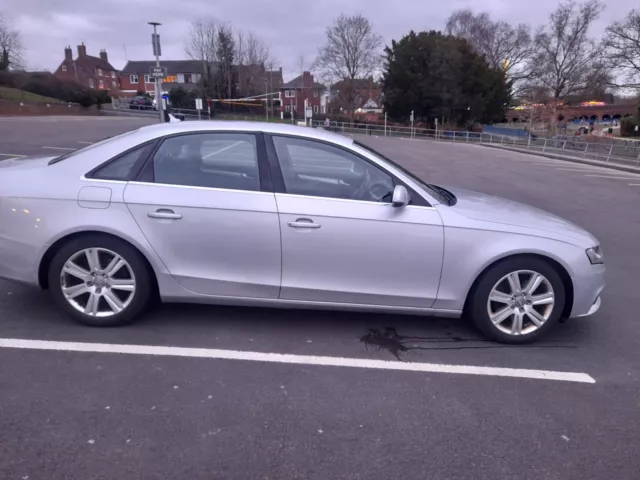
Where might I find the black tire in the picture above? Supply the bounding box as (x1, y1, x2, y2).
(48, 234, 153, 327)
(467, 256, 566, 344)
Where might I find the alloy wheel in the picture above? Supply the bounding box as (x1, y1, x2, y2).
(60, 248, 136, 318)
(486, 270, 555, 336)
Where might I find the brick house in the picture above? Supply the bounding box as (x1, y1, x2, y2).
(280, 71, 326, 119)
(328, 77, 382, 115)
(118, 60, 206, 97)
(54, 44, 119, 93)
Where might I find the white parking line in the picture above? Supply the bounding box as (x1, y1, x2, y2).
(554, 167, 606, 172)
(42, 146, 76, 151)
(583, 174, 640, 180)
(629, 184, 640, 186)
(0, 338, 596, 384)
(0, 153, 25, 160)
(78, 141, 94, 145)
(202, 141, 244, 159)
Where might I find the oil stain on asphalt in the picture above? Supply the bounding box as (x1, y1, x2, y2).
(359, 327, 576, 360)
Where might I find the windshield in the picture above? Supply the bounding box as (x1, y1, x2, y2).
(353, 140, 455, 205)
(48, 129, 141, 165)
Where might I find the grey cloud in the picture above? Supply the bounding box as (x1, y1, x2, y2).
(1, 0, 637, 79)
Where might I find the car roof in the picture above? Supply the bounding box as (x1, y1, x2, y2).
(136, 121, 355, 147)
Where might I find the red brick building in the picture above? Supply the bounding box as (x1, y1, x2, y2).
(280, 71, 325, 119)
(54, 44, 119, 94)
(328, 77, 382, 115)
(118, 60, 205, 97)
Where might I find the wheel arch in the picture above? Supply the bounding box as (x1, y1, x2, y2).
(38, 230, 160, 295)
(463, 253, 574, 320)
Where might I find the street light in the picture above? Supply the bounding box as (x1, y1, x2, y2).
(148, 21, 164, 123)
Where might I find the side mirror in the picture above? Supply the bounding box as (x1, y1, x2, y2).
(391, 185, 409, 208)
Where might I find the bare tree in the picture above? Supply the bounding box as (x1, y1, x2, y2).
(235, 30, 272, 97)
(445, 9, 536, 94)
(185, 18, 218, 93)
(315, 14, 383, 116)
(603, 9, 640, 88)
(533, 0, 605, 101)
(0, 12, 24, 70)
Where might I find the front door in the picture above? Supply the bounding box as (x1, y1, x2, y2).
(269, 135, 444, 308)
(124, 132, 281, 298)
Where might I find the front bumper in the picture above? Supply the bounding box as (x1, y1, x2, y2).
(574, 295, 602, 318)
(569, 263, 605, 318)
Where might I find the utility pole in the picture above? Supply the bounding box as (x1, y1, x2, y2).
(265, 79, 268, 122)
(148, 22, 163, 123)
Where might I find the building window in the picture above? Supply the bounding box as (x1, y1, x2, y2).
(285, 90, 296, 98)
(88, 78, 94, 88)
(313, 90, 318, 98)
(98, 68, 103, 76)
(144, 74, 151, 84)
(313, 105, 319, 113)
(130, 74, 139, 84)
(111, 71, 116, 78)
(99, 79, 104, 89)
(285, 105, 291, 112)
(112, 81, 117, 88)
(61, 65, 67, 72)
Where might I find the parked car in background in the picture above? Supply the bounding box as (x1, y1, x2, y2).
(0, 122, 604, 344)
(128, 96, 153, 110)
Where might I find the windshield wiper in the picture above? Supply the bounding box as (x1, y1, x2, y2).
(426, 184, 457, 206)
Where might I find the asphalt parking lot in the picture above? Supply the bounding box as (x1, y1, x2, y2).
(1, 116, 640, 480)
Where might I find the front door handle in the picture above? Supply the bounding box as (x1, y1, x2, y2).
(288, 219, 321, 229)
(148, 209, 182, 220)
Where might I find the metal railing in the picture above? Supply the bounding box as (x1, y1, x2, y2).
(311, 120, 640, 167)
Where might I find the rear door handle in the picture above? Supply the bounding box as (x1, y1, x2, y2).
(288, 219, 321, 229)
(148, 209, 182, 220)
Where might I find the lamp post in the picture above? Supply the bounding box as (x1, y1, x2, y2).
(148, 22, 163, 123)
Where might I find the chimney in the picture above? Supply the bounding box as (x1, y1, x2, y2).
(64, 46, 73, 61)
(77, 43, 87, 57)
(302, 71, 312, 88)
(99, 49, 108, 63)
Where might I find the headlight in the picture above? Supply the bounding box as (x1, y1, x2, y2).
(586, 246, 604, 264)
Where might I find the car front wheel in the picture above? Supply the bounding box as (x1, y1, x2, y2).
(48, 235, 153, 327)
(467, 257, 566, 344)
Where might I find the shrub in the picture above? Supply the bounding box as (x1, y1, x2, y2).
(620, 117, 640, 137)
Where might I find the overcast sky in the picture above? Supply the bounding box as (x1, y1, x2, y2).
(1, 0, 638, 80)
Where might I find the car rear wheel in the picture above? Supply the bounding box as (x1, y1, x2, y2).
(48, 235, 153, 327)
(467, 257, 566, 344)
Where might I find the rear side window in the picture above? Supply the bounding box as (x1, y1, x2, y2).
(91, 145, 148, 180)
(151, 133, 260, 192)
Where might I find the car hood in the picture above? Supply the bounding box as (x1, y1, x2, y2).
(444, 186, 597, 245)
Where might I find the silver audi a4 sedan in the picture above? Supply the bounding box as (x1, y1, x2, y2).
(0, 121, 604, 343)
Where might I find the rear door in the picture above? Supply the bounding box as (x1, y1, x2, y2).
(123, 131, 281, 298)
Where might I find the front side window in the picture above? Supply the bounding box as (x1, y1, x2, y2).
(272, 136, 395, 203)
(151, 133, 260, 192)
(91, 145, 148, 180)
